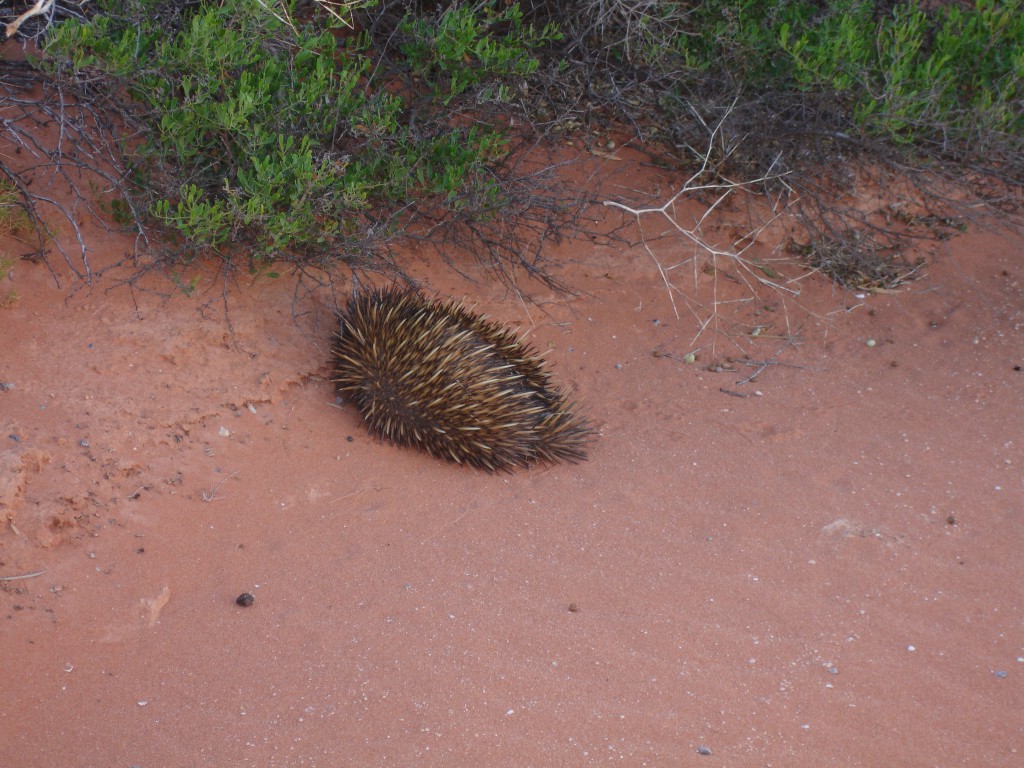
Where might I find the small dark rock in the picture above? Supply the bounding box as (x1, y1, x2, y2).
(697, 745, 713, 756)
(235, 592, 255, 607)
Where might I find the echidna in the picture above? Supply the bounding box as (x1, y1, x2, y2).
(331, 287, 594, 471)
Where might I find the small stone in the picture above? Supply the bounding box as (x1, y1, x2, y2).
(236, 592, 255, 607)
(866, 339, 877, 347)
(697, 746, 712, 756)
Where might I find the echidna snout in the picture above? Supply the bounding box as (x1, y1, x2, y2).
(331, 287, 594, 471)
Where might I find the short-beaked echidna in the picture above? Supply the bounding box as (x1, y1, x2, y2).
(331, 287, 594, 471)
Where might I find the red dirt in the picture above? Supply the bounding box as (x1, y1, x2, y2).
(1, 148, 1022, 767)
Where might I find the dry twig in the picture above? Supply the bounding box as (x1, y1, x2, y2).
(603, 101, 793, 343)
(4, 0, 55, 38)
(0, 568, 47, 581)
(734, 335, 803, 385)
(202, 471, 238, 502)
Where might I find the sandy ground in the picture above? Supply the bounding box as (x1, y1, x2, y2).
(1, 141, 1022, 768)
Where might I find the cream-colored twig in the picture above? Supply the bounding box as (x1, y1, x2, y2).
(5, 0, 56, 38)
(603, 100, 794, 345)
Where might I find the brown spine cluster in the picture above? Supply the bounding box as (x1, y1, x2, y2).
(331, 287, 594, 471)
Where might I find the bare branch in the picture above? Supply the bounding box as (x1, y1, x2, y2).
(4, 0, 56, 39)
(602, 100, 792, 344)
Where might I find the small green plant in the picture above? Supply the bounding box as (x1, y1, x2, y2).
(38, 1, 552, 271)
(0, 179, 35, 240)
(399, 2, 560, 104)
(779, 0, 1023, 145)
(42, 2, 383, 263)
(169, 270, 201, 297)
(0, 253, 17, 308)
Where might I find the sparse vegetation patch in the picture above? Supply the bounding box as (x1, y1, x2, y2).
(0, 0, 1019, 294)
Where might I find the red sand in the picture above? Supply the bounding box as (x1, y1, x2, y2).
(1, 148, 1022, 767)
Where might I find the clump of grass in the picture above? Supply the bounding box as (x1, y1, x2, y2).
(0, 178, 29, 307)
(0, 178, 35, 240)
(0, 252, 18, 308)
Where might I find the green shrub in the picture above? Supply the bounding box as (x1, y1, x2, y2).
(38, 0, 557, 269)
(780, 0, 1023, 145)
(399, 1, 560, 104)
(569, 0, 1021, 154)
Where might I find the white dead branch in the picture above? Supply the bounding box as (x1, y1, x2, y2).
(603, 101, 795, 342)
